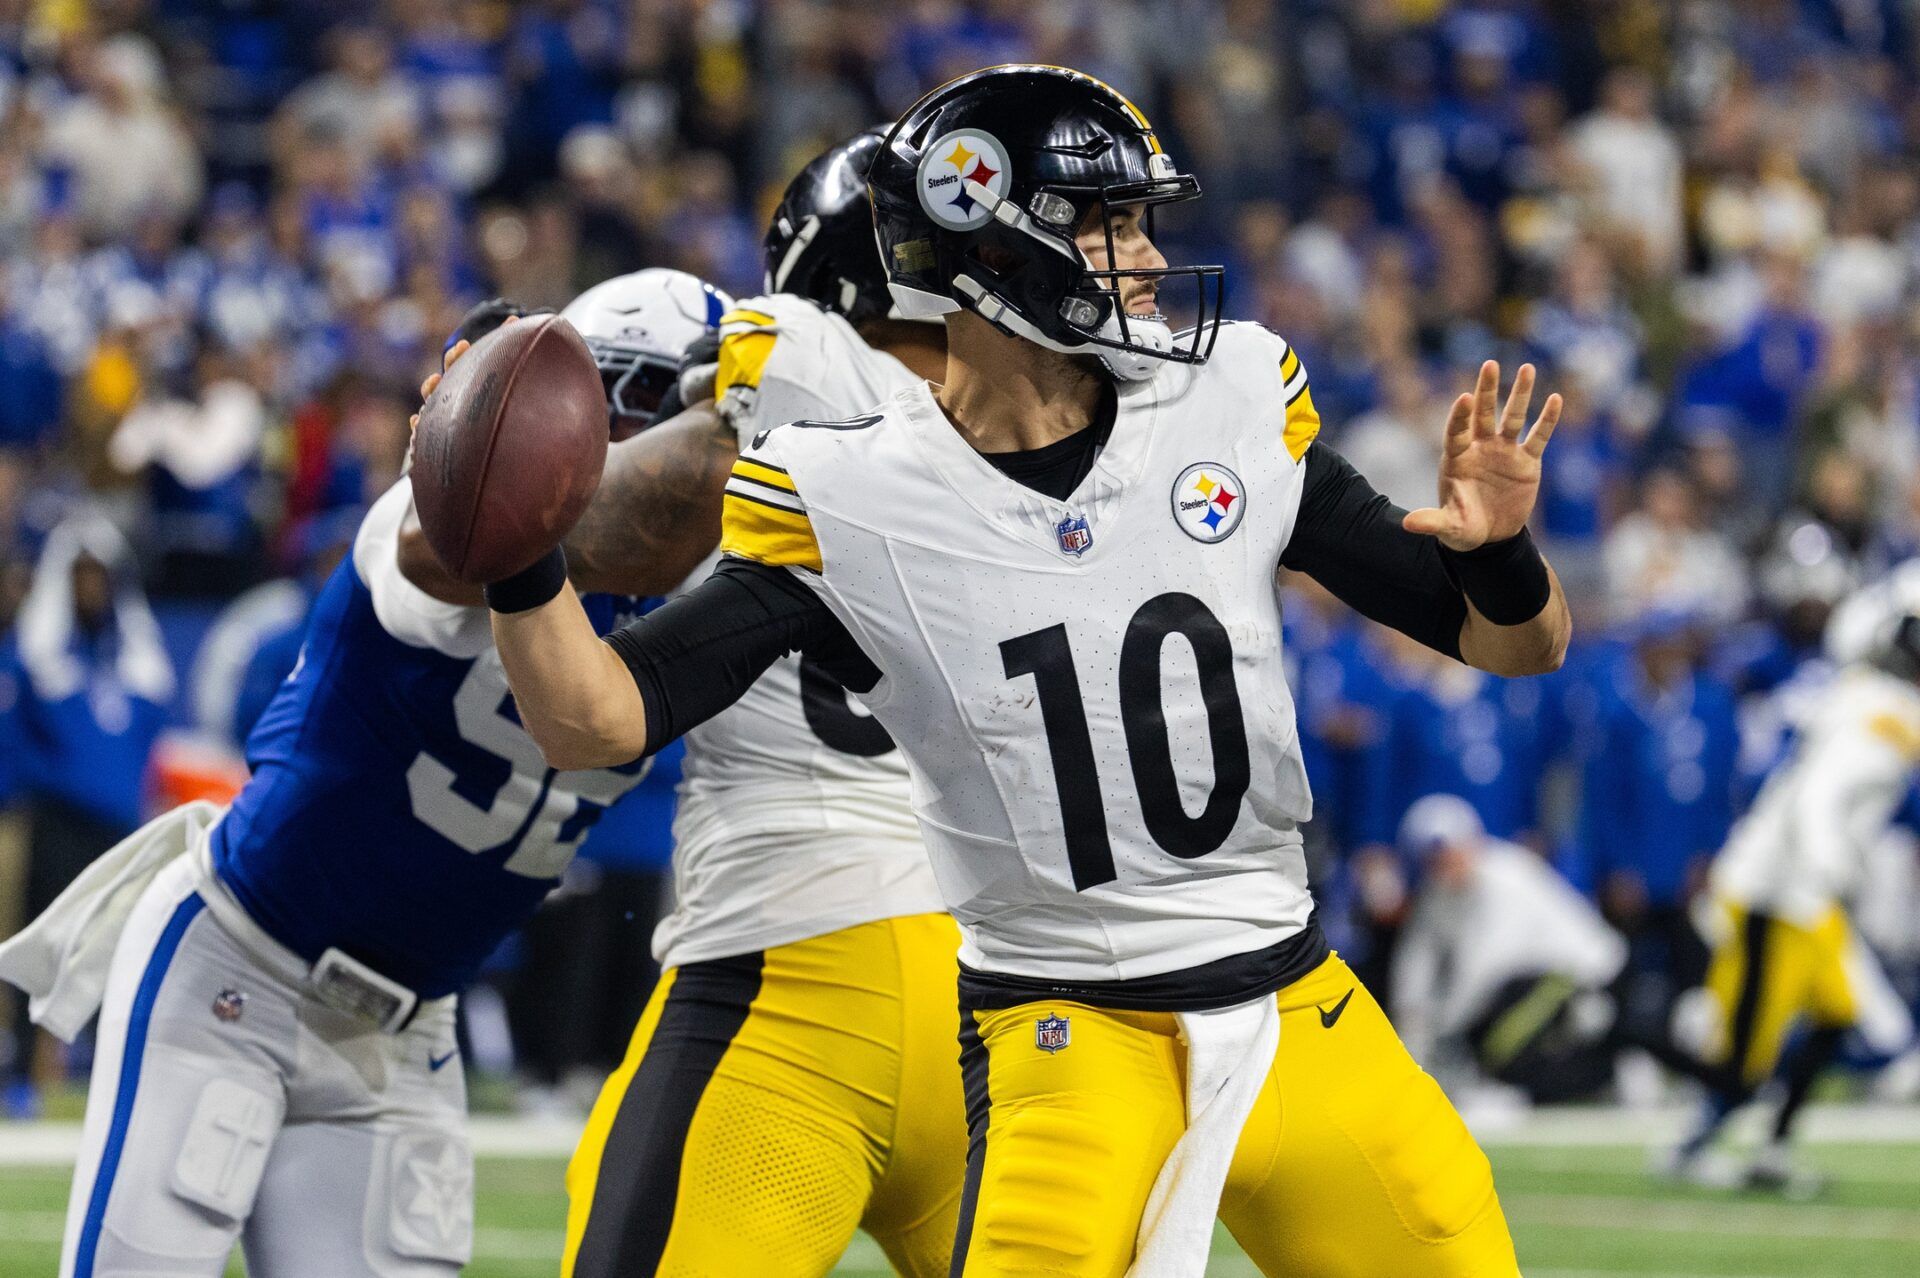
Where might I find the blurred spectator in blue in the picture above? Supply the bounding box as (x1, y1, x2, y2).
(189, 505, 361, 750)
(1283, 575, 1389, 864)
(1676, 251, 1824, 514)
(0, 280, 64, 458)
(1580, 610, 1738, 1027)
(1355, 626, 1557, 852)
(505, 0, 624, 188)
(3, 511, 172, 1112)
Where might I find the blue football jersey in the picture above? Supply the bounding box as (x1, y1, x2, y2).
(212, 483, 653, 997)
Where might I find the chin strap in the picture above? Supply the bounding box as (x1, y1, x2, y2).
(952, 273, 1165, 383)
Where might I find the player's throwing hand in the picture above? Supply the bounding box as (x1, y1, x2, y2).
(1403, 360, 1561, 552)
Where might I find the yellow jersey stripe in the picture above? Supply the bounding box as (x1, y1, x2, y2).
(716, 329, 777, 397)
(721, 492, 822, 574)
(1280, 347, 1300, 381)
(1284, 385, 1322, 462)
(718, 307, 776, 329)
(731, 457, 796, 493)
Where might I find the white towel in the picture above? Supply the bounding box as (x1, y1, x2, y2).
(1127, 994, 1281, 1278)
(0, 801, 222, 1041)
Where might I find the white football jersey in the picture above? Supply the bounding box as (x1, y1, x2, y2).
(651, 294, 941, 968)
(720, 322, 1327, 983)
(1712, 664, 1920, 925)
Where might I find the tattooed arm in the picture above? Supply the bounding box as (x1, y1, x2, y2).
(562, 400, 737, 596)
(397, 400, 738, 604)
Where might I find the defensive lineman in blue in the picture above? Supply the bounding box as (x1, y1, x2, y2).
(0, 269, 726, 1278)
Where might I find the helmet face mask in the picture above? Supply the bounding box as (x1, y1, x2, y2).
(872, 65, 1225, 382)
(585, 338, 681, 436)
(559, 268, 733, 439)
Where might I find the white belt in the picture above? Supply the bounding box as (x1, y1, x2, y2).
(192, 840, 437, 1035)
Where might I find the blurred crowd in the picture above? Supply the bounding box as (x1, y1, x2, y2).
(6, 0, 1920, 1106)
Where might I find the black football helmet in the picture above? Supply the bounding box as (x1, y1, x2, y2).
(869, 64, 1223, 381)
(765, 129, 899, 323)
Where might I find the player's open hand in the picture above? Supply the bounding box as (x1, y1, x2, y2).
(1402, 360, 1560, 552)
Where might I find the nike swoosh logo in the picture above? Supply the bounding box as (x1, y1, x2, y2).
(1318, 989, 1355, 1029)
(429, 1050, 458, 1072)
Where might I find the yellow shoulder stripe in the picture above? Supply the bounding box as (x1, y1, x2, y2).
(1280, 347, 1300, 380)
(716, 329, 777, 397)
(721, 493, 821, 574)
(1284, 386, 1322, 462)
(731, 457, 795, 494)
(721, 458, 819, 572)
(719, 307, 776, 329)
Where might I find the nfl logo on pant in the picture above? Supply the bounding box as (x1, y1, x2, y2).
(1035, 1013, 1071, 1054)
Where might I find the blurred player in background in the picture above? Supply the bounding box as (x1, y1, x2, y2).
(1667, 582, 1920, 1194)
(1392, 794, 1628, 1104)
(0, 272, 719, 1278)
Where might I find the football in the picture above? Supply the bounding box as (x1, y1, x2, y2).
(410, 314, 608, 584)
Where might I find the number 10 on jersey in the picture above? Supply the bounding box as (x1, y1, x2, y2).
(1000, 591, 1252, 890)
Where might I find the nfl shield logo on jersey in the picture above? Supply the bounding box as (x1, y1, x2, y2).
(1056, 513, 1093, 557)
(1035, 1013, 1071, 1053)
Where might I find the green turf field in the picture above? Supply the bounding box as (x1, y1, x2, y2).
(2, 1136, 1915, 1275)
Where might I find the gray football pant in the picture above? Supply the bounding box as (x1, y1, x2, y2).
(60, 854, 472, 1278)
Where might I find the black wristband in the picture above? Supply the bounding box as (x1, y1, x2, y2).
(1437, 527, 1551, 626)
(485, 546, 568, 613)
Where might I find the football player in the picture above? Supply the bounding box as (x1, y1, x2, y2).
(0, 270, 720, 1278)
(1666, 588, 1920, 1194)
(476, 67, 1569, 1277)
(549, 132, 966, 1278)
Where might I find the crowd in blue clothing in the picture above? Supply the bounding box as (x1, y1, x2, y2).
(7, 0, 1920, 1090)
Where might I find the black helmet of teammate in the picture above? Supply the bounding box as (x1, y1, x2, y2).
(765, 129, 896, 324)
(869, 64, 1223, 382)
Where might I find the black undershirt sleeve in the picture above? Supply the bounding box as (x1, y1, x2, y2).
(602, 557, 874, 756)
(1279, 440, 1467, 662)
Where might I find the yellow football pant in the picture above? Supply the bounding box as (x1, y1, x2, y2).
(563, 913, 966, 1278)
(1704, 902, 1859, 1089)
(953, 953, 1519, 1277)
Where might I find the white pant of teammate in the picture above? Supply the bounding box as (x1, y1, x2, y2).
(61, 853, 471, 1278)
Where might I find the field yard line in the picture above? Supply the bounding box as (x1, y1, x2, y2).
(1531, 1269, 1796, 1278)
(1498, 1144, 1920, 1182)
(1476, 1103, 1920, 1146)
(3, 1103, 1918, 1166)
(1505, 1192, 1920, 1240)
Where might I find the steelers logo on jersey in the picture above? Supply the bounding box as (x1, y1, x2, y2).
(1171, 462, 1247, 543)
(916, 129, 1012, 230)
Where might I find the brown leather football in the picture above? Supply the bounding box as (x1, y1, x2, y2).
(410, 315, 608, 584)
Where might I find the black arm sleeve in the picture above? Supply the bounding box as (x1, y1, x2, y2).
(1279, 441, 1467, 661)
(602, 557, 876, 755)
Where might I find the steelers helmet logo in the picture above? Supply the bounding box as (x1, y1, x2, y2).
(915, 129, 1012, 231)
(1171, 462, 1247, 543)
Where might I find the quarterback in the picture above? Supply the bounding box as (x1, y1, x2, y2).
(479, 67, 1568, 1277)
